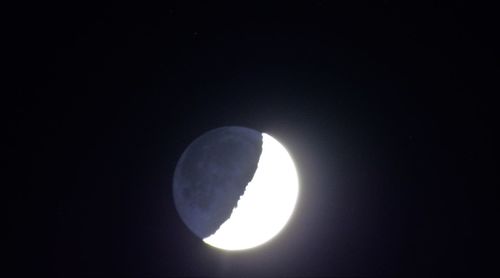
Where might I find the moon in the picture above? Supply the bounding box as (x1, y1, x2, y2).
(173, 126, 299, 251)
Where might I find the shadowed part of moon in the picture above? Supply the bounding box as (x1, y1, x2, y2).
(173, 127, 263, 239)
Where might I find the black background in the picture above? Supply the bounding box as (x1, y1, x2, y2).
(6, 1, 497, 277)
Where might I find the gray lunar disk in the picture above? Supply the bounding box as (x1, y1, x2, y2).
(173, 126, 299, 251)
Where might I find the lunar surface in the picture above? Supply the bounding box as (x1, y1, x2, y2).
(173, 126, 299, 250)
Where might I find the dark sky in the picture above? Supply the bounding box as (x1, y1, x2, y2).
(7, 1, 497, 277)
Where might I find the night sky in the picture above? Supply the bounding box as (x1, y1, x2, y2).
(7, 2, 497, 277)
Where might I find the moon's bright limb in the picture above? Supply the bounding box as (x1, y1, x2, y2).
(203, 133, 299, 251)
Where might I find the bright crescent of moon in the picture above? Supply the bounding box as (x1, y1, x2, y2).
(203, 133, 299, 251)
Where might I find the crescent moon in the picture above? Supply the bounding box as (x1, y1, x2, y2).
(173, 127, 299, 251)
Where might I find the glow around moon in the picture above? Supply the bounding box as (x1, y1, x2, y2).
(203, 133, 299, 251)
